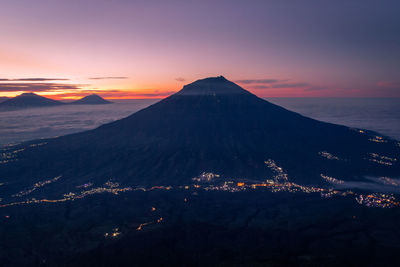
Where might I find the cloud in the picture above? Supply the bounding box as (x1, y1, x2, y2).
(0, 83, 85, 92)
(235, 78, 311, 90)
(175, 77, 186, 82)
(271, 83, 309, 88)
(88, 77, 128, 80)
(54, 90, 176, 99)
(0, 78, 69, 81)
(377, 81, 400, 88)
(250, 83, 310, 90)
(251, 85, 271, 89)
(304, 85, 330, 91)
(235, 79, 282, 84)
(127, 91, 176, 97)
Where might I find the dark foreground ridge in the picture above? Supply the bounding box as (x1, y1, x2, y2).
(1, 76, 400, 266)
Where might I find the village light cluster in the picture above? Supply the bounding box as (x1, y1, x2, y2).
(369, 152, 397, 166)
(12, 176, 62, 197)
(0, 179, 133, 208)
(0, 151, 399, 210)
(356, 193, 398, 208)
(378, 177, 400, 187)
(192, 172, 220, 182)
(0, 147, 24, 164)
(369, 136, 387, 143)
(319, 151, 340, 160)
(0, 142, 45, 164)
(104, 228, 121, 238)
(320, 174, 344, 184)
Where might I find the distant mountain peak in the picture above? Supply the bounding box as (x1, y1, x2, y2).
(0, 92, 64, 108)
(71, 94, 112, 105)
(20, 92, 38, 96)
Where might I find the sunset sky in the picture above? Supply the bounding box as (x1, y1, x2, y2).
(1, 0, 399, 99)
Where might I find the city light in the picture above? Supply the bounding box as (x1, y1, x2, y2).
(319, 151, 340, 160)
(0, 155, 399, 210)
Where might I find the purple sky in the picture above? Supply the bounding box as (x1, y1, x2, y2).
(0, 0, 399, 98)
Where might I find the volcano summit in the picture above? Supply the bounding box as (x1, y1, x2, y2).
(0, 76, 399, 197)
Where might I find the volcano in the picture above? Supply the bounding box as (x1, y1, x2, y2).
(0, 92, 64, 109)
(0, 76, 399, 196)
(70, 94, 112, 105)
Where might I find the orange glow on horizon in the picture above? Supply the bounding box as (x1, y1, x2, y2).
(1, 79, 395, 99)
(0, 87, 376, 100)
(0, 85, 180, 100)
(0, 91, 177, 100)
(0, 77, 184, 99)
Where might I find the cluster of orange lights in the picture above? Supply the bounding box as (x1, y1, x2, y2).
(237, 182, 272, 188)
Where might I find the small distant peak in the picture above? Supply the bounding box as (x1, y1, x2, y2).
(71, 94, 112, 104)
(17, 92, 44, 99)
(82, 94, 101, 99)
(84, 94, 105, 99)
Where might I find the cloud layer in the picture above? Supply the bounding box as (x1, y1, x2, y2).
(235, 78, 310, 90)
(0, 83, 84, 92)
(88, 77, 128, 80)
(54, 90, 175, 99)
(271, 83, 309, 88)
(0, 78, 69, 81)
(235, 79, 281, 84)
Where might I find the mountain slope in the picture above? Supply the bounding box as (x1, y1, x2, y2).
(70, 94, 112, 105)
(0, 97, 10, 103)
(0, 76, 399, 197)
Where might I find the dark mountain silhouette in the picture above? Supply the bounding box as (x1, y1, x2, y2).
(70, 94, 112, 105)
(0, 76, 399, 196)
(0, 96, 10, 103)
(0, 93, 111, 111)
(0, 92, 64, 109)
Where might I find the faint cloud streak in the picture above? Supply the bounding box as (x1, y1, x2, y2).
(88, 77, 129, 80)
(235, 79, 282, 84)
(0, 78, 69, 81)
(271, 83, 309, 88)
(54, 90, 176, 99)
(0, 83, 86, 92)
(377, 81, 400, 88)
(251, 85, 271, 89)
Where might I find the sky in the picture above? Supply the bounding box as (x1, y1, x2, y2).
(0, 0, 399, 99)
